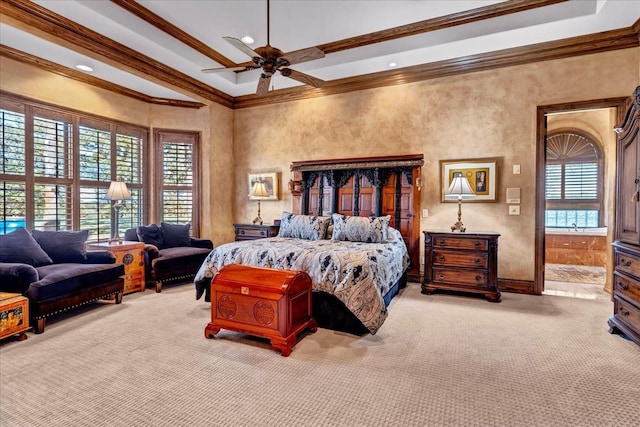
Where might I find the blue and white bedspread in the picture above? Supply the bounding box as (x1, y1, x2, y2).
(194, 227, 409, 334)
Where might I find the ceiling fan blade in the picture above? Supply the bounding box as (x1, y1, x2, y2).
(201, 66, 249, 73)
(223, 36, 263, 60)
(256, 74, 272, 96)
(282, 69, 325, 88)
(281, 47, 325, 65)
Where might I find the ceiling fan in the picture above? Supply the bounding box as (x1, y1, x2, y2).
(201, 0, 325, 95)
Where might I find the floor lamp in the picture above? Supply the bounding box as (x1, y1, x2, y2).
(445, 174, 475, 232)
(106, 179, 132, 244)
(250, 179, 270, 225)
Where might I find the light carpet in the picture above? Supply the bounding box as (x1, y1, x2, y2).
(1, 283, 639, 427)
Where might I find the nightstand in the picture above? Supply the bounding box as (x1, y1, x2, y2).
(234, 223, 280, 241)
(422, 231, 500, 302)
(87, 241, 145, 294)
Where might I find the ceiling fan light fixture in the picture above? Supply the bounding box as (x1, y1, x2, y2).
(241, 36, 255, 44)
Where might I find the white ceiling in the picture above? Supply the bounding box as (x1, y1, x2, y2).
(1, 0, 638, 102)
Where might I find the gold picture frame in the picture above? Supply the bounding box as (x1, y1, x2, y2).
(440, 158, 498, 202)
(248, 172, 279, 200)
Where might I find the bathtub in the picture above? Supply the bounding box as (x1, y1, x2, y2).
(545, 228, 608, 266)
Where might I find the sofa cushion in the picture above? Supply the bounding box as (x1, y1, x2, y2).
(29, 263, 124, 301)
(0, 262, 39, 294)
(137, 224, 164, 248)
(152, 246, 210, 273)
(32, 229, 88, 264)
(0, 228, 53, 267)
(161, 222, 191, 248)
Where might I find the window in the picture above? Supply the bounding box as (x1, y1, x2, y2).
(0, 95, 147, 241)
(545, 131, 603, 227)
(154, 130, 200, 234)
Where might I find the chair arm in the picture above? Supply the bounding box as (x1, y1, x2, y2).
(84, 251, 117, 264)
(0, 263, 38, 294)
(190, 238, 214, 250)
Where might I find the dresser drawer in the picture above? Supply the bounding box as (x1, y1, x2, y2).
(613, 272, 640, 306)
(613, 296, 640, 334)
(432, 236, 488, 251)
(432, 268, 488, 287)
(433, 250, 488, 269)
(615, 249, 640, 279)
(237, 228, 270, 238)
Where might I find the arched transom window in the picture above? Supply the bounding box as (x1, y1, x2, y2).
(545, 131, 603, 228)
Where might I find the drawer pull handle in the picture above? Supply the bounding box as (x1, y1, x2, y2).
(475, 275, 482, 282)
(474, 241, 481, 247)
(439, 256, 446, 261)
(239, 230, 245, 234)
(439, 239, 446, 245)
(620, 258, 632, 267)
(617, 282, 629, 291)
(438, 274, 445, 279)
(618, 307, 630, 316)
(474, 258, 481, 264)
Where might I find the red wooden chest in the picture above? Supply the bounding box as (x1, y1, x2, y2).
(204, 264, 317, 356)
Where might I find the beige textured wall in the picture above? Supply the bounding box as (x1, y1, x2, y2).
(0, 57, 234, 244)
(234, 48, 640, 281)
(1, 48, 638, 282)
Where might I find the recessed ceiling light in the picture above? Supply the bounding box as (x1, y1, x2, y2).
(388, 62, 397, 68)
(75, 64, 94, 72)
(241, 36, 254, 44)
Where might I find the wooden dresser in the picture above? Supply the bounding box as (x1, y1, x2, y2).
(87, 241, 145, 294)
(234, 223, 280, 241)
(423, 231, 500, 302)
(609, 86, 640, 346)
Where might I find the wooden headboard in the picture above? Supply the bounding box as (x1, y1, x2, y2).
(289, 154, 423, 281)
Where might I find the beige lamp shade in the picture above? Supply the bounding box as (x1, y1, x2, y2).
(106, 180, 132, 201)
(445, 175, 475, 199)
(250, 180, 270, 198)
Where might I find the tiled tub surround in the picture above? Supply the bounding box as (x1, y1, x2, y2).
(545, 229, 607, 267)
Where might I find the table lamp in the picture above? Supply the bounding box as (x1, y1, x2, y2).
(106, 179, 132, 244)
(249, 178, 270, 225)
(445, 174, 475, 232)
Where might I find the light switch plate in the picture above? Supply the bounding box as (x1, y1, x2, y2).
(513, 164, 521, 174)
(509, 205, 520, 215)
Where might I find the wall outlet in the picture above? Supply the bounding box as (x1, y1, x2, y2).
(513, 164, 521, 174)
(422, 208, 429, 218)
(509, 205, 520, 215)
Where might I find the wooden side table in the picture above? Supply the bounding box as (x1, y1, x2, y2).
(423, 231, 501, 302)
(234, 223, 280, 241)
(0, 292, 29, 341)
(88, 241, 145, 294)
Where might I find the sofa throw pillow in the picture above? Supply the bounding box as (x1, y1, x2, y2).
(161, 222, 191, 248)
(277, 212, 331, 241)
(32, 229, 89, 263)
(0, 227, 53, 267)
(331, 214, 391, 243)
(136, 224, 165, 249)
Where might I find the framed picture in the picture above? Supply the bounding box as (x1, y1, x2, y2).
(440, 158, 498, 202)
(248, 172, 279, 200)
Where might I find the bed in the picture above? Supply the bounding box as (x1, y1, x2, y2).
(194, 213, 410, 335)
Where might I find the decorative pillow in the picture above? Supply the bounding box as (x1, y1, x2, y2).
(161, 222, 191, 248)
(277, 212, 331, 241)
(32, 229, 89, 263)
(137, 224, 165, 249)
(331, 214, 391, 243)
(0, 227, 53, 266)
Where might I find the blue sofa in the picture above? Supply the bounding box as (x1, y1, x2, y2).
(0, 228, 125, 333)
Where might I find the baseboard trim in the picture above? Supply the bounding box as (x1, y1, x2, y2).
(498, 278, 536, 295)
